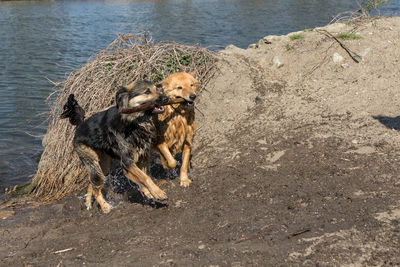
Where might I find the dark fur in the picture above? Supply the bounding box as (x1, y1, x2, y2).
(74, 99, 155, 168)
(62, 81, 169, 213)
(60, 94, 85, 125)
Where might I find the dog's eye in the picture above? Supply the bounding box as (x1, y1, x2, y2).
(177, 86, 183, 90)
(145, 88, 151, 95)
(190, 83, 194, 87)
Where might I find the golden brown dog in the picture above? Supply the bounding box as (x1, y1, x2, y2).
(155, 71, 199, 187)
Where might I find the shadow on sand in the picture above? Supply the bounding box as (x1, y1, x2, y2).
(373, 115, 400, 131)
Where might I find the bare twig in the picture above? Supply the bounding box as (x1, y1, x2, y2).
(315, 29, 362, 63)
(53, 247, 75, 254)
(235, 235, 261, 244)
(288, 228, 311, 238)
(194, 106, 205, 117)
(235, 223, 289, 244)
(304, 42, 335, 78)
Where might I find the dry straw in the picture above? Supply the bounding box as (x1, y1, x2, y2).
(32, 33, 217, 201)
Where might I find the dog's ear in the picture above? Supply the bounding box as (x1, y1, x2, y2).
(156, 80, 168, 91)
(125, 81, 136, 91)
(189, 69, 197, 78)
(116, 86, 129, 110)
(155, 83, 163, 92)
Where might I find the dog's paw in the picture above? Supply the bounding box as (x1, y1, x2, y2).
(150, 187, 168, 201)
(141, 187, 154, 199)
(180, 177, 192, 187)
(101, 202, 113, 214)
(160, 156, 176, 170)
(85, 198, 93, 210)
(168, 159, 177, 169)
(162, 159, 177, 171)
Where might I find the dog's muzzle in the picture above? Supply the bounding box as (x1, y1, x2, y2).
(184, 93, 196, 107)
(158, 94, 169, 105)
(152, 94, 169, 114)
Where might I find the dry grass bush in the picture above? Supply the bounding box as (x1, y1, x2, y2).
(33, 33, 217, 201)
(330, 0, 390, 24)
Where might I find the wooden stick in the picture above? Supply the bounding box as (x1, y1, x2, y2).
(235, 235, 261, 244)
(315, 29, 361, 63)
(288, 228, 311, 238)
(52, 247, 75, 254)
(120, 98, 186, 114)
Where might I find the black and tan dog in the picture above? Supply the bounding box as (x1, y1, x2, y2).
(61, 81, 168, 213)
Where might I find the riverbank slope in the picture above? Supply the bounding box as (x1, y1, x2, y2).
(2, 16, 400, 266)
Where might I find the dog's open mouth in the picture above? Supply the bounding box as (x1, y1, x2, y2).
(173, 97, 195, 108)
(185, 101, 195, 107)
(152, 106, 165, 114)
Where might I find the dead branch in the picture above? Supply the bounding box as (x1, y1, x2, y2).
(120, 98, 186, 114)
(315, 29, 362, 63)
(288, 228, 311, 238)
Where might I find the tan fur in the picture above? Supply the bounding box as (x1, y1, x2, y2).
(125, 81, 136, 91)
(76, 143, 113, 213)
(123, 165, 167, 200)
(121, 84, 160, 122)
(156, 71, 198, 187)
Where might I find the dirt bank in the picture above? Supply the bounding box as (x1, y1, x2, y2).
(2, 17, 400, 266)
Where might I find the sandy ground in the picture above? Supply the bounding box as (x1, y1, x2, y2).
(2, 16, 400, 266)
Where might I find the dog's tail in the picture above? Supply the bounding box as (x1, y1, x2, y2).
(60, 94, 85, 126)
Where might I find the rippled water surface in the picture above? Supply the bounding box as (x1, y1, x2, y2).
(0, 0, 399, 189)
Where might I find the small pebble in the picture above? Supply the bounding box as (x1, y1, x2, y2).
(333, 52, 344, 63)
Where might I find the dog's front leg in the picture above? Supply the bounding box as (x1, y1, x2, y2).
(180, 142, 192, 187)
(123, 164, 167, 200)
(121, 173, 153, 199)
(158, 143, 177, 170)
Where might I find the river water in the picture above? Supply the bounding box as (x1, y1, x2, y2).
(0, 0, 399, 190)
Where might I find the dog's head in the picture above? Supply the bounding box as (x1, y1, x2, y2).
(116, 80, 168, 118)
(158, 71, 199, 108)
